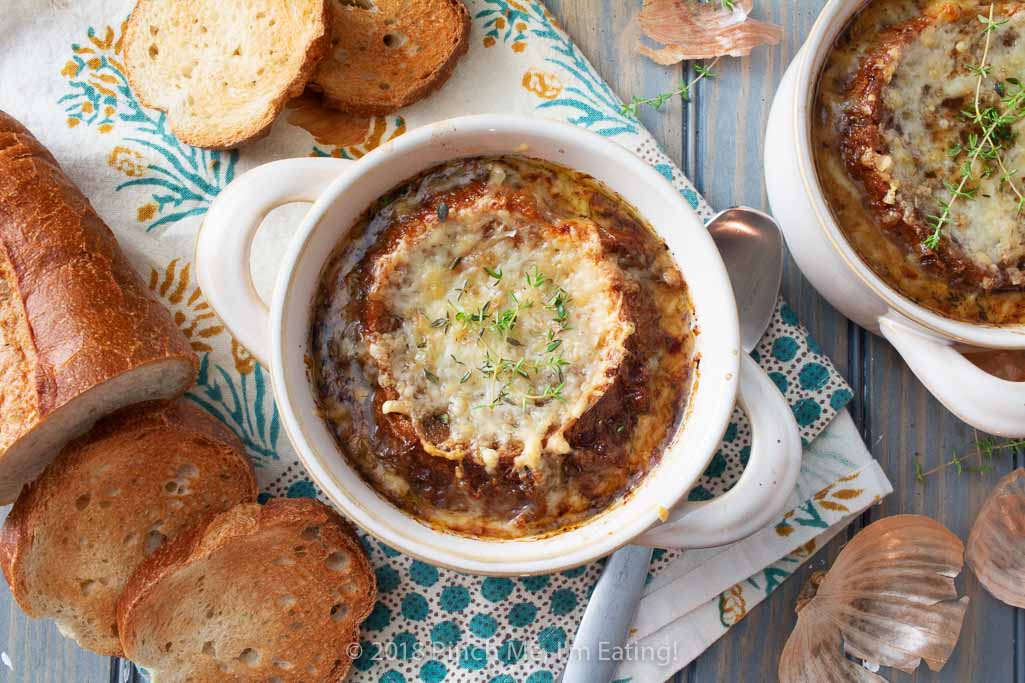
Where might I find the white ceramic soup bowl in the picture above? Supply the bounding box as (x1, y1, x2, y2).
(196, 115, 800, 575)
(766, 0, 1025, 437)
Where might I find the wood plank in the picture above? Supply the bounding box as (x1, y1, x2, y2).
(552, 0, 1020, 681)
(677, 0, 1021, 680)
(0, 506, 113, 683)
(863, 341, 1018, 683)
(544, 0, 685, 166)
(680, 1, 863, 681)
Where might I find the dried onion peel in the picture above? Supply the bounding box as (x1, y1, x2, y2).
(967, 468, 1025, 608)
(636, 0, 783, 65)
(779, 515, 968, 682)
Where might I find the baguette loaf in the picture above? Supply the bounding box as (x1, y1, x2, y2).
(123, 0, 330, 149)
(0, 400, 258, 656)
(118, 498, 376, 682)
(309, 0, 470, 115)
(0, 111, 198, 504)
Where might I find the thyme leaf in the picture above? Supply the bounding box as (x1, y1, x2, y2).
(621, 57, 721, 118)
(924, 4, 1025, 248)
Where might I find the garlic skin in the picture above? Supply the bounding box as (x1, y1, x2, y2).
(636, 0, 783, 64)
(967, 468, 1025, 608)
(779, 515, 968, 682)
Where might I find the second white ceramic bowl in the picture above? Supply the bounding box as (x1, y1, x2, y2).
(765, 0, 1025, 437)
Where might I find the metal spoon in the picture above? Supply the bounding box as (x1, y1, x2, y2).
(708, 207, 786, 354)
(561, 207, 785, 683)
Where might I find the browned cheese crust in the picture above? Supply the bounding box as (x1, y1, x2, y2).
(837, 14, 954, 275)
(815, 1, 1025, 323)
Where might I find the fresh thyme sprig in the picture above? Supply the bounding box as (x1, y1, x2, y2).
(924, 5, 1025, 248)
(524, 382, 567, 403)
(914, 431, 1025, 483)
(430, 265, 575, 411)
(621, 58, 721, 118)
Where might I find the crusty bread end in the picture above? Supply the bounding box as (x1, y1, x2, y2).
(0, 111, 198, 504)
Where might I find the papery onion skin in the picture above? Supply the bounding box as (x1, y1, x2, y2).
(636, 0, 783, 64)
(779, 515, 968, 683)
(967, 468, 1025, 608)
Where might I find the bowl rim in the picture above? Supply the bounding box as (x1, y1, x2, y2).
(791, 0, 1025, 348)
(266, 114, 743, 574)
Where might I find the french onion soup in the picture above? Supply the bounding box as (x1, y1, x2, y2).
(813, 0, 1025, 323)
(308, 155, 697, 538)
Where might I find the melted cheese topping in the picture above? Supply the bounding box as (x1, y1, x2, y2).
(309, 155, 696, 538)
(880, 3, 1025, 283)
(365, 180, 632, 472)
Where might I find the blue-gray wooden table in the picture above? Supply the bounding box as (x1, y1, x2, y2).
(1, 0, 1020, 680)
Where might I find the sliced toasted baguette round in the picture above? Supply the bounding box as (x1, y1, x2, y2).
(118, 498, 376, 682)
(0, 400, 257, 656)
(309, 0, 470, 115)
(123, 0, 330, 149)
(0, 111, 198, 504)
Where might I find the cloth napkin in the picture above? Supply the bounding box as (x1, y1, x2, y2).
(0, 1, 891, 681)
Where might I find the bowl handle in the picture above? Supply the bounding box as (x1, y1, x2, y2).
(634, 354, 802, 548)
(880, 314, 1025, 436)
(195, 157, 355, 365)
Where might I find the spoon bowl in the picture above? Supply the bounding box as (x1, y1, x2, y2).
(708, 207, 785, 352)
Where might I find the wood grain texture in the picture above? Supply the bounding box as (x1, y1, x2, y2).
(551, 0, 1021, 682)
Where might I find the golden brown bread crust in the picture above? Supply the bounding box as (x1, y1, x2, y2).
(0, 400, 257, 656)
(0, 111, 198, 499)
(0, 112, 197, 416)
(310, 0, 471, 116)
(0, 489, 24, 597)
(117, 497, 376, 681)
(837, 11, 973, 282)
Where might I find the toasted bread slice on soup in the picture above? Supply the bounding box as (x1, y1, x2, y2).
(310, 0, 471, 115)
(123, 0, 330, 149)
(118, 498, 376, 682)
(0, 400, 257, 656)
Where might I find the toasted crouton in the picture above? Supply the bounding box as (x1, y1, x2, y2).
(123, 0, 330, 148)
(0, 401, 258, 656)
(310, 0, 470, 115)
(118, 498, 376, 682)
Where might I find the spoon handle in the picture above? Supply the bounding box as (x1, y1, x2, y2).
(561, 545, 652, 683)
